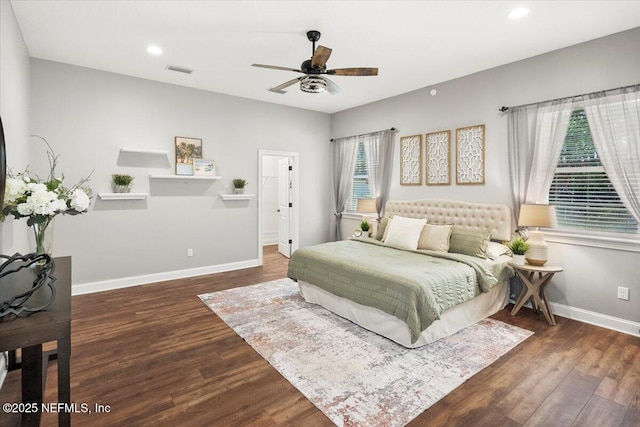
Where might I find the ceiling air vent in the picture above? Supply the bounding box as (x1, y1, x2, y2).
(166, 65, 194, 75)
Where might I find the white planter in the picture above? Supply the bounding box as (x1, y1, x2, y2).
(512, 254, 526, 266)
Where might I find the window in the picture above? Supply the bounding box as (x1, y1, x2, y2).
(548, 109, 638, 233)
(348, 142, 373, 211)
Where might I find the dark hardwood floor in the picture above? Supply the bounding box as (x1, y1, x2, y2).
(1, 245, 639, 426)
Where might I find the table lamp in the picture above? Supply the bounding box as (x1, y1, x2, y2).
(356, 198, 377, 214)
(518, 204, 557, 266)
(356, 198, 378, 236)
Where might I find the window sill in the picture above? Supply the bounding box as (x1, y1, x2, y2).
(544, 229, 640, 253)
(342, 212, 378, 221)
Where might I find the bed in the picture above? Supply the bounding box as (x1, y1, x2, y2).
(288, 199, 514, 348)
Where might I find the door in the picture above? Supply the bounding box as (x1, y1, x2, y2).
(277, 157, 292, 257)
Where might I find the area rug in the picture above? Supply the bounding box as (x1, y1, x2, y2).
(199, 279, 533, 427)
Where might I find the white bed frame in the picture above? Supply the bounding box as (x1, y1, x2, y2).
(300, 199, 513, 348)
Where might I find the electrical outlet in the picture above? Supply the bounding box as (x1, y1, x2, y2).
(617, 286, 629, 301)
(187, 248, 193, 257)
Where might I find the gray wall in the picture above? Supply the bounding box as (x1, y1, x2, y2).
(29, 59, 331, 285)
(0, 1, 31, 254)
(332, 28, 640, 325)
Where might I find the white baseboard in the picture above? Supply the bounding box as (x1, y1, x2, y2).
(262, 232, 278, 246)
(72, 259, 261, 296)
(512, 297, 640, 338)
(73, 263, 640, 339)
(549, 301, 640, 338)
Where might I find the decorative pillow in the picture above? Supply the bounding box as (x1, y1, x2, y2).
(487, 241, 512, 260)
(417, 223, 453, 252)
(375, 217, 391, 241)
(383, 216, 427, 250)
(449, 227, 492, 259)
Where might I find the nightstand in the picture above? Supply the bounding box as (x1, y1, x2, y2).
(509, 262, 563, 325)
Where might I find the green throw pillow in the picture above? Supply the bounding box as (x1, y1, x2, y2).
(449, 227, 491, 259)
(375, 217, 391, 241)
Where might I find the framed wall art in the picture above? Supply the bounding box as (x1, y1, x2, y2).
(425, 130, 450, 185)
(400, 134, 422, 185)
(456, 124, 485, 185)
(193, 159, 217, 176)
(175, 136, 203, 175)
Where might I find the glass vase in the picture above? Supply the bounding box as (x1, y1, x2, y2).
(31, 218, 55, 256)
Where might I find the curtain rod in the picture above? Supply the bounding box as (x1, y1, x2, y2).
(498, 83, 640, 114)
(330, 127, 397, 142)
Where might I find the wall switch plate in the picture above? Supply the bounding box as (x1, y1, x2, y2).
(187, 248, 193, 257)
(617, 286, 629, 301)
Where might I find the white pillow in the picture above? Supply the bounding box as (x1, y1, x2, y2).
(383, 216, 427, 250)
(487, 241, 512, 260)
(418, 223, 453, 252)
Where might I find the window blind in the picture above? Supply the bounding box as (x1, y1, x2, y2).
(349, 142, 373, 210)
(549, 109, 638, 233)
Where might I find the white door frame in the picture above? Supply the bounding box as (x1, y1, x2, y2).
(258, 149, 300, 265)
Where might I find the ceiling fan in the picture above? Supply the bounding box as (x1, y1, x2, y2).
(252, 30, 378, 95)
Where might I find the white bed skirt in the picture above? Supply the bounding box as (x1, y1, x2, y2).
(299, 280, 510, 348)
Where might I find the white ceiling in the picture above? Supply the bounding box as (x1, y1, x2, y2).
(10, 1, 640, 114)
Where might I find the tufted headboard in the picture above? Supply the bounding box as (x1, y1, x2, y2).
(384, 199, 512, 242)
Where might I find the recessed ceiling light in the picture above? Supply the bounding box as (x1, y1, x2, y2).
(508, 7, 529, 19)
(146, 45, 163, 56)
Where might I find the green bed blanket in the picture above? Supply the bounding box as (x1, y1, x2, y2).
(287, 238, 512, 343)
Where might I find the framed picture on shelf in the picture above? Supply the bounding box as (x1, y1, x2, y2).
(400, 134, 422, 185)
(456, 124, 485, 185)
(175, 136, 203, 175)
(425, 130, 450, 185)
(193, 159, 216, 176)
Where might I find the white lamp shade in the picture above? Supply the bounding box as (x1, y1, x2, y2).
(518, 204, 556, 266)
(518, 204, 557, 228)
(356, 198, 377, 213)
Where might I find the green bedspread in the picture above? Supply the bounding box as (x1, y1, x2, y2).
(287, 238, 512, 343)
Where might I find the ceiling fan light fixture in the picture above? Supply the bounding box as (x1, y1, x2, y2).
(300, 76, 327, 93)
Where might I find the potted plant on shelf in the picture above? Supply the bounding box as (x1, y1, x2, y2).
(232, 179, 247, 194)
(360, 220, 371, 237)
(112, 174, 134, 193)
(508, 237, 530, 266)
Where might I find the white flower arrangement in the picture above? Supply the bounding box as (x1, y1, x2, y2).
(1, 136, 92, 254)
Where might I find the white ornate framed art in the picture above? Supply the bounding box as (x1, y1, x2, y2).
(425, 130, 450, 185)
(456, 124, 485, 185)
(400, 134, 422, 185)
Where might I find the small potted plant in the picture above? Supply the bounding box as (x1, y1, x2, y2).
(233, 179, 247, 194)
(360, 220, 371, 237)
(508, 237, 530, 266)
(112, 174, 134, 193)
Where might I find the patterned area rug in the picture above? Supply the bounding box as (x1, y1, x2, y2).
(199, 279, 533, 427)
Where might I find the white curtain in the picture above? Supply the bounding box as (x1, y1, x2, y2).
(507, 106, 537, 224)
(363, 129, 395, 219)
(507, 100, 573, 222)
(525, 100, 574, 204)
(331, 137, 358, 241)
(583, 85, 640, 223)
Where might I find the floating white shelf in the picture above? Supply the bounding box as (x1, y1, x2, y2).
(98, 192, 148, 200)
(219, 194, 255, 201)
(149, 174, 221, 180)
(120, 148, 169, 155)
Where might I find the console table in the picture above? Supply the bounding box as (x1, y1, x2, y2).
(0, 256, 71, 427)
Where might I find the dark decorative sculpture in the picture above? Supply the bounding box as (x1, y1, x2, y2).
(0, 253, 56, 317)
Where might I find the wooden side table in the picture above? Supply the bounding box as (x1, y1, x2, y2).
(0, 256, 71, 427)
(509, 262, 563, 325)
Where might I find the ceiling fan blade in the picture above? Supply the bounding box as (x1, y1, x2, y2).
(324, 77, 341, 95)
(252, 64, 302, 73)
(269, 77, 304, 94)
(327, 67, 379, 76)
(311, 45, 332, 69)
